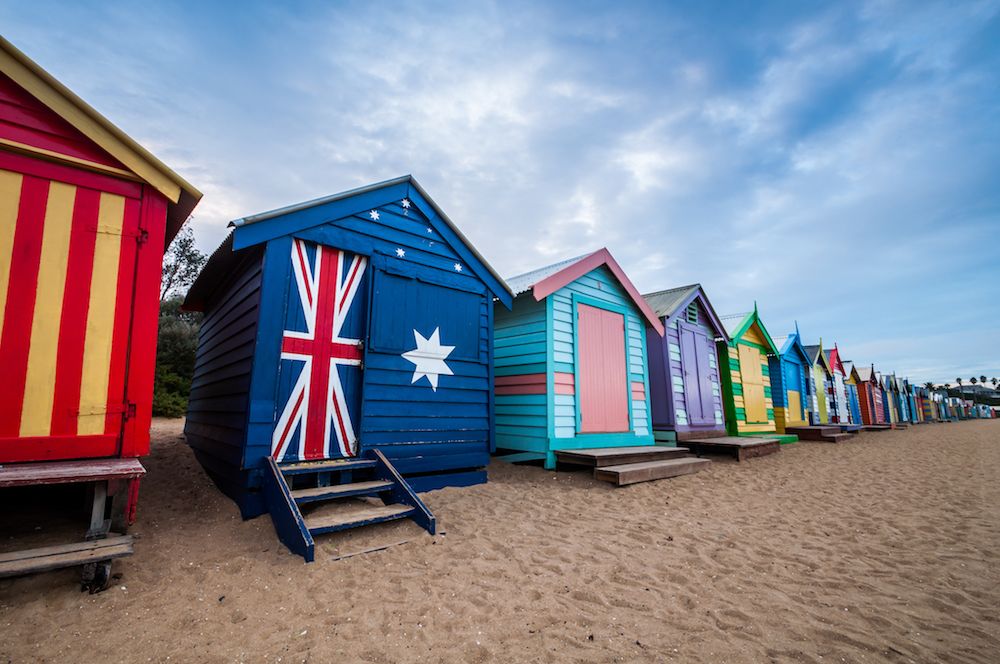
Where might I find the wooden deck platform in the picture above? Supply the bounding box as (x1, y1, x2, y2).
(0, 458, 145, 488)
(783, 425, 854, 443)
(594, 457, 710, 486)
(0, 535, 133, 579)
(554, 446, 690, 468)
(861, 424, 892, 431)
(685, 436, 780, 462)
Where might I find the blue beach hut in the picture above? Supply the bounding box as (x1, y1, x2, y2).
(183, 176, 513, 560)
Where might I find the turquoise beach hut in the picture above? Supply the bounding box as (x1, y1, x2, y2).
(493, 249, 664, 469)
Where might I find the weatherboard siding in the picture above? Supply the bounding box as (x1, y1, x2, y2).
(493, 294, 548, 451)
(185, 250, 263, 496)
(550, 267, 651, 439)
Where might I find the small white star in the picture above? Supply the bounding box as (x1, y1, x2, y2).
(401, 327, 455, 391)
(395, 247, 406, 258)
(369, 209, 380, 221)
(426, 227, 433, 233)
(401, 198, 411, 209)
(454, 263, 463, 272)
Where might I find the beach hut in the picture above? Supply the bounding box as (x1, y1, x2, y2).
(824, 345, 852, 424)
(804, 342, 833, 424)
(855, 365, 885, 425)
(494, 249, 706, 485)
(842, 360, 864, 425)
(883, 374, 902, 424)
(905, 379, 921, 423)
(0, 38, 201, 585)
(640, 283, 728, 442)
(717, 307, 792, 440)
(767, 327, 814, 434)
(892, 375, 910, 423)
(183, 176, 512, 561)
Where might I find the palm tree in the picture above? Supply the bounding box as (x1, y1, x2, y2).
(970, 377, 978, 404)
(924, 381, 935, 391)
(957, 378, 964, 402)
(944, 383, 951, 389)
(992, 377, 998, 390)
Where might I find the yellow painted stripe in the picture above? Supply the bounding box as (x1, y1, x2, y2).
(0, 169, 23, 336)
(78, 193, 125, 435)
(20, 182, 76, 436)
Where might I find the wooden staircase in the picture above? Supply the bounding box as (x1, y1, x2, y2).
(783, 425, 854, 443)
(261, 450, 434, 562)
(554, 446, 709, 486)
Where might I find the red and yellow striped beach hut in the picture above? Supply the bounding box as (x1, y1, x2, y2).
(0, 36, 200, 584)
(0, 37, 199, 465)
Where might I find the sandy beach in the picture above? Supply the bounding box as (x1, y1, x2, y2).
(2, 419, 999, 663)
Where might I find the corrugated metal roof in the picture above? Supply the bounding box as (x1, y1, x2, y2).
(504, 253, 591, 296)
(719, 312, 750, 338)
(641, 284, 700, 318)
(771, 335, 790, 351)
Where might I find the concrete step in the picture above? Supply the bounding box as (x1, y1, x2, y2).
(594, 457, 710, 486)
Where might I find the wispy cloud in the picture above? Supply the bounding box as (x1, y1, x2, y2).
(2, 0, 998, 383)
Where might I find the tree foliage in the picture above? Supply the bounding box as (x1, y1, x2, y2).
(153, 224, 206, 417)
(161, 225, 207, 302)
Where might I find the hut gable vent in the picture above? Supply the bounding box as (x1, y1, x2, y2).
(686, 302, 699, 325)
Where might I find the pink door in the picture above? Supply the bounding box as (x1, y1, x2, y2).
(577, 304, 629, 433)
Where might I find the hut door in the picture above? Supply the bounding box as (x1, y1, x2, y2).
(271, 240, 368, 462)
(737, 344, 768, 423)
(577, 304, 629, 433)
(679, 325, 713, 425)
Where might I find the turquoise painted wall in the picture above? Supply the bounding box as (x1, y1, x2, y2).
(550, 266, 651, 441)
(492, 265, 654, 466)
(493, 295, 547, 452)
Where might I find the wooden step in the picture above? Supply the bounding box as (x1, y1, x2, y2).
(279, 458, 376, 476)
(784, 425, 841, 440)
(0, 535, 133, 578)
(0, 459, 145, 488)
(291, 480, 393, 504)
(554, 446, 690, 468)
(812, 433, 853, 443)
(594, 457, 710, 486)
(305, 503, 415, 536)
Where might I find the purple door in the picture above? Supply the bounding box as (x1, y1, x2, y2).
(679, 324, 713, 426)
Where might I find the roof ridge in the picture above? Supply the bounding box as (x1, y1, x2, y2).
(640, 283, 700, 298)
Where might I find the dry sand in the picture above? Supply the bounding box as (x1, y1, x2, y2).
(2, 420, 999, 663)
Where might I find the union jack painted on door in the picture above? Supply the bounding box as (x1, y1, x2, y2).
(271, 239, 368, 462)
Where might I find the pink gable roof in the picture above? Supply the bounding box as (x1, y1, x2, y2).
(521, 248, 664, 336)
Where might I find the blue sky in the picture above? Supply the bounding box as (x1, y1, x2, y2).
(4, 1, 998, 385)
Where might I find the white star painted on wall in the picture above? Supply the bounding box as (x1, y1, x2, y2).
(426, 227, 433, 233)
(401, 199, 411, 209)
(395, 247, 406, 258)
(454, 263, 463, 272)
(401, 327, 454, 391)
(369, 209, 380, 221)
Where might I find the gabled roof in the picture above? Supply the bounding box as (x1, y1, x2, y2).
(506, 253, 590, 296)
(220, 175, 512, 307)
(641, 283, 728, 341)
(0, 36, 201, 242)
(506, 248, 664, 336)
(772, 330, 811, 364)
(825, 345, 846, 376)
(804, 342, 832, 374)
(856, 365, 876, 382)
(718, 305, 779, 354)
